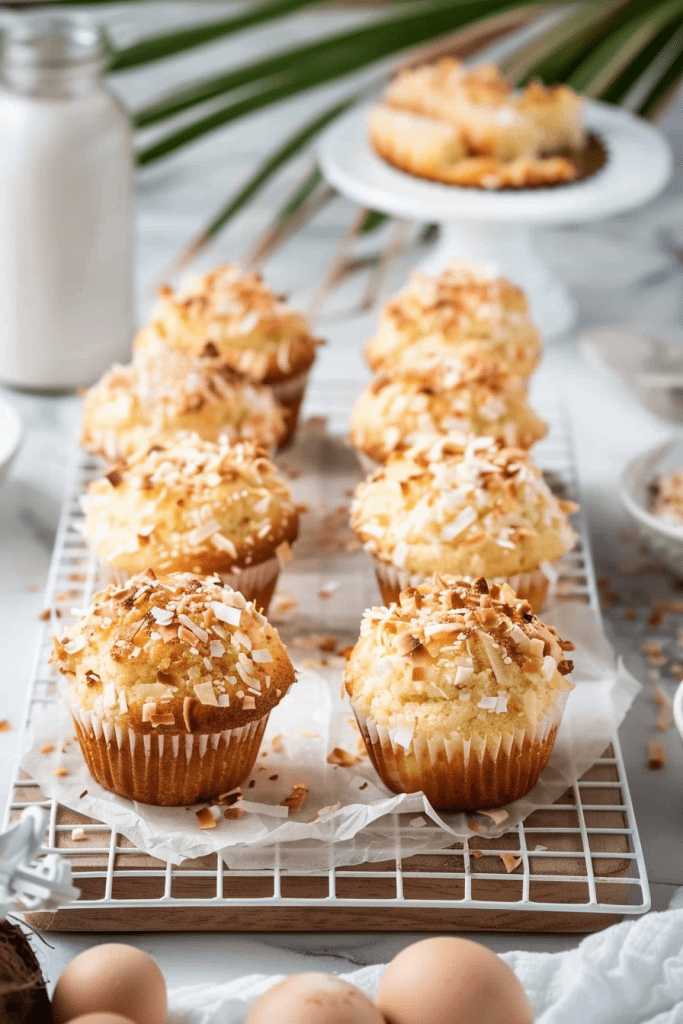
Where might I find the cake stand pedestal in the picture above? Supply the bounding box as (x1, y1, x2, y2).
(318, 100, 672, 339)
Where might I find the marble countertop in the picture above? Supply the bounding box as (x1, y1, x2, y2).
(1, 1, 683, 997)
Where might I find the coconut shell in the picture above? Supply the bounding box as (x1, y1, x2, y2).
(0, 920, 53, 1023)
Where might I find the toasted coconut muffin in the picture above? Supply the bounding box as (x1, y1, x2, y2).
(371, 58, 584, 188)
(50, 572, 296, 805)
(133, 265, 321, 445)
(83, 434, 298, 613)
(349, 363, 547, 473)
(516, 80, 585, 154)
(364, 261, 542, 382)
(81, 349, 287, 462)
(350, 435, 577, 612)
(344, 576, 574, 810)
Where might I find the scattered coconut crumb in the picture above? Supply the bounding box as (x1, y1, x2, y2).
(0, 720, 12, 733)
(224, 806, 244, 819)
(318, 580, 340, 599)
(500, 853, 522, 872)
(40, 743, 54, 754)
(79, 790, 88, 799)
(38, 608, 51, 621)
(217, 787, 243, 806)
(271, 734, 284, 753)
(270, 590, 298, 619)
(641, 640, 666, 666)
(248, 779, 256, 789)
(70, 828, 86, 842)
(196, 807, 217, 829)
(268, 774, 279, 781)
(534, 844, 549, 852)
(472, 849, 483, 859)
(327, 747, 360, 767)
(281, 783, 309, 812)
(647, 739, 667, 770)
(359, 781, 368, 791)
(54, 767, 69, 777)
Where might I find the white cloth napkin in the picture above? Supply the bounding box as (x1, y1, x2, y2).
(167, 905, 683, 1024)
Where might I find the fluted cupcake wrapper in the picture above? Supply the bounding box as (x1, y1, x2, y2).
(373, 557, 551, 613)
(101, 554, 280, 614)
(351, 691, 569, 812)
(70, 704, 270, 806)
(272, 368, 310, 448)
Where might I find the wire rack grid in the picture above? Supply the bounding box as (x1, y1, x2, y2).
(6, 393, 650, 932)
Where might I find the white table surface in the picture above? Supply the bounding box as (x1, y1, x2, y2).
(2, 1, 683, 996)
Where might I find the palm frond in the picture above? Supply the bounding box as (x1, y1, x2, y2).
(134, 0, 554, 134)
(170, 95, 358, 271)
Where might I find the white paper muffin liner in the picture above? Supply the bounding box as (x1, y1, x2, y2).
(101, 554, 281, 613)
(351, 690, 570, 811)
(372, 557, 553, 612)
(271, 368, 310, 447)
(70, 703, 270, 806)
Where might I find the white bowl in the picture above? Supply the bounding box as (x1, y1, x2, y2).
(0, 396, 21, 483)
(619, 436, 683, 577)
(674, 681, 683, 746)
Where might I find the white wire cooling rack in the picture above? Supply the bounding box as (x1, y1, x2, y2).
(6, 392, 650, 932)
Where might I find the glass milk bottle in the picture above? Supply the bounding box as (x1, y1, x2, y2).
(0, 12, 133, 389)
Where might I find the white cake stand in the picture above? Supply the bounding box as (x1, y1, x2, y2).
(317, 99, 672, 338)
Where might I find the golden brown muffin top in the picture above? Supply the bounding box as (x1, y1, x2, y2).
(51, 572, 296, 731)
(349, 364, 547, 463)
(345, 577, 574, 738)
(351, 435, 577, 578)
(134, 264, 321, 385)
(81, 349, 286, 460)
(83, 434, 298, 575)
(365, 261, 542, 380)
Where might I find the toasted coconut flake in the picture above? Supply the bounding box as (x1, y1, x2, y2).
(178, 614, 209, 643)
(409, 816, 427, 828)
(54, 767, 69, 777)
(318, 580, 340, 599)
(315, 801, 342, 819)
(196, 807, 217, 829)
(211, 600, 241, 627)
(500, 852, 522, 872)
(327, 747, 360, 767)
(40, 743, 54, 754)
(71, 827, 87, 842)
(150, 712, 175, 726)
(647, 739, 667, 769)
(282, 783, 310, 812)
(224, 806, 244, 819)
(141, 702, 157, 723)
(193, 682, 218, 706)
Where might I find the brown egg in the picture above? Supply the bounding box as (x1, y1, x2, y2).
(246, 972, 385, 1024)
(376, 937, 533, 1024)
(51, 943, 167, 1024)
(66, 1016, 137, 1024)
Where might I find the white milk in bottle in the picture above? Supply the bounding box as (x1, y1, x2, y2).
(0, 12, 133, 389)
